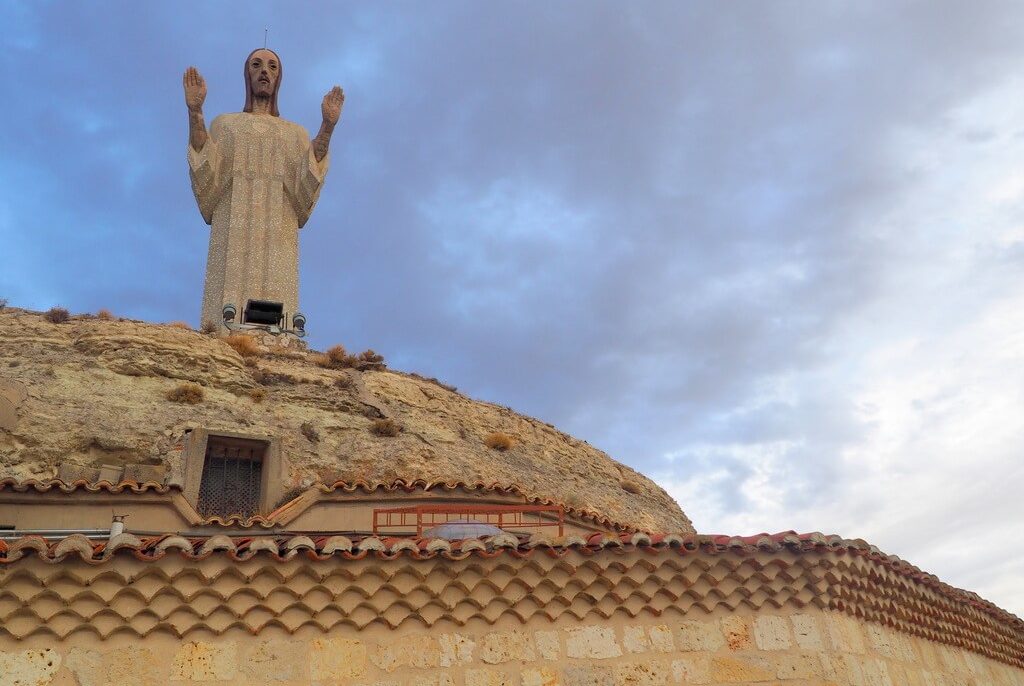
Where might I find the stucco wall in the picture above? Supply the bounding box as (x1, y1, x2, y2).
(2, 609, 1023, 685)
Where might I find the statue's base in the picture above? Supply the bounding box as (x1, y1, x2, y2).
(220, 326, 308, 352)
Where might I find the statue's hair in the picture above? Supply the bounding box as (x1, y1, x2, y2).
(243, 48, 282, 117)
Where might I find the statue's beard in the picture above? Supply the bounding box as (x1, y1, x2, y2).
(251, 80, 274, 98)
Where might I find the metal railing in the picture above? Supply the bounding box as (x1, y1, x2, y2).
(372, 503, 564, 537)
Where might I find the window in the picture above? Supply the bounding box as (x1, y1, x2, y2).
(197, 437, 265, 518)
(181, 431, 284, 520)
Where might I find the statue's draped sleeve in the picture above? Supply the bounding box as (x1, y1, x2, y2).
(187, 116, 226, 225)
(286, 127, 330, 229)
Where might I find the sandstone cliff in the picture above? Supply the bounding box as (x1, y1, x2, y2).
(0, 307, 693, 532)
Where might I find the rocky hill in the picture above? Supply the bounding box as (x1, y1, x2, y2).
(0, 307, 693, 532)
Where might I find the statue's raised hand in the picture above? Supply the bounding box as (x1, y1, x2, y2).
(183, 67, 207, 112)
(321, 86, 344, 127)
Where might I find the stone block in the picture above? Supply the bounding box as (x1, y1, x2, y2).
(439, 633, 476, 666)
(170, 641, 237, 681)
(860, 657, 894, 686)
(674, 620, 724, 652)
(104, 646, 163, 685)
(0, 648, 62, 686)
(623, 626, 650, 653)
(613, 660, 671, 686)
(123, 462, 167, 483)
(241, 638, 309, 681)
(825, 613, 866, 654)
(565, 626, 622, 659)
(790, 613, 824, 650)
(522, 667, 561, 686)
(535, 630, 560, 661)
(709, 654, 774, 683)
(562, 665, 614, 686)
(753, 615, 792, 650)
(64, 648, 102, 686)
(480, 630, 536, 664)
(370, 635, 440, 671)
(465, 668, 514, 686)
(719, 616, 752, 651)
(819, 653, 865, 686)
(311, 637, 367, 680)
(671, 655, 710, 684)
(648, 625, 674, 653)
(411, 674, 457, 686)
(57, 463, 100, 483)
(774, 651, 825, 680)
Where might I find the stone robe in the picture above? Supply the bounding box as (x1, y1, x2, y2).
(188, 112, 328, 328)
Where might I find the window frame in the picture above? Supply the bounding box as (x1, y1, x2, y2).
(181, 429, 286, 517)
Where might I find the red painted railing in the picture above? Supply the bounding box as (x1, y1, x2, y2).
(372, 503, 564, 537)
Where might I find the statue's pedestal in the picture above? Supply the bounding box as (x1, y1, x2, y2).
(221, 327, 308, 352)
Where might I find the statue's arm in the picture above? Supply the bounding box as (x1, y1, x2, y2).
(312, 86, 344, 162)
(183, 67, 208, 152)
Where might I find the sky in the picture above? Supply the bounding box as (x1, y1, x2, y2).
(2, 2, 1023, 615)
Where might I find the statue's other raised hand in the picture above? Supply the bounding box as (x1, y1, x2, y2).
(183, 67, 207, 112)
(321, 86, 345, 127)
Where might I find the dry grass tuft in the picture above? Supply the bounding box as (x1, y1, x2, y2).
(620, 479, 642, 495)
(224, 334, 261, 358)
(96, 309, 114, 321)
(326, 344, 349, 364)
(484, 432, 515, 451)
(300, 422, 320, 442)
(200, 320, 219, 335)
(169, 321, 191, 330)
(334, 375, 354, 389)
(358, 349, 385, 365)
(166, 382, 204, 404)
(44, 307, 70, 324)
(370, 418, 401, 437)
(249, 387, 267, 403)
(318, 344, 359, 369)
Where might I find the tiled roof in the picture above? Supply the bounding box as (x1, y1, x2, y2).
(0, 477, 638, 531)
(0, 530, 1021, 667)
(0, 477, 176, 494)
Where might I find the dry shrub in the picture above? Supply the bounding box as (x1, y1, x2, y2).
(166, 382, 204, 404)
(620, 479, 642, 494)
(200, 320, 219, 335)
(370, 418, 401, 437)
(224, 334, 261, 358)
(300, 422, 320, 442)
(319, 344, 358, 369)
(334, 375, 354, 389)
(326, 344, 349, 364)
(249, 387, 267, 403)
(0, 298, 7, 310)
(96, 309, 114, 321)
(358, 349, 385, 366)
(484, 432, 515, 451)
(169, 321, 191, 330)
(44, 307, 70, 324)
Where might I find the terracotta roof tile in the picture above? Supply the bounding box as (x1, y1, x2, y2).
(0, 477, 637, 531)
(1, 529, 1021, 665)
(0, 477, 176, 494)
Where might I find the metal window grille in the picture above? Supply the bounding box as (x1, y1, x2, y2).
(197, 440, 263, 518)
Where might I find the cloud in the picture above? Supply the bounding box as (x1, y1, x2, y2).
(2, 2, 1023, 615)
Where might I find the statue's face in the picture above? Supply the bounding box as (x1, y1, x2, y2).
(247, 49, 280, 98)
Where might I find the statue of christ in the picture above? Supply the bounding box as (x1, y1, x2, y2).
(182, 49, 344, 331)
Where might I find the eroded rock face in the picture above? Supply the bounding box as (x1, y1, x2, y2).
(0, 308, 693, 532)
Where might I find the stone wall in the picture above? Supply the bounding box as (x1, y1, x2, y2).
(3, 609, 1023, 685)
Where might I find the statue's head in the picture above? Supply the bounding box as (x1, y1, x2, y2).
(243, 48, 282, 116)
